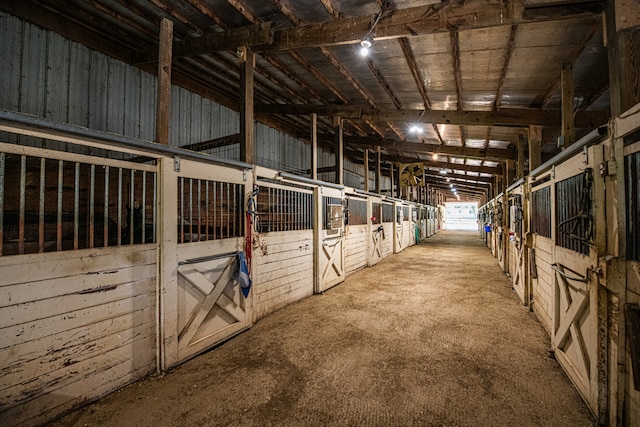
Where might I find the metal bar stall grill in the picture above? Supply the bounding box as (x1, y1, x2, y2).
(626, 150, 640, 261)
(177, 178, 244, 244)
(255, 186, 313, 233)
(345, 197, 367, 226)
(555, 170, 592, 255)
(531, 187, 552, 238)
(0, 145, 157, 257)
(382, 203, 394, 223)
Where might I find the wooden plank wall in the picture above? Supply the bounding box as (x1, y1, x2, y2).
(402, 218, 412, 248)
(530, 234, 554, 334)
(344, 224, 368, 275)
(252, 230, 314, 321)
(0, 246, 157, 426)
(381, 223, 394, 258)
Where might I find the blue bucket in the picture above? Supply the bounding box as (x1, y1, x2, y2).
(484, 225, 491, 233)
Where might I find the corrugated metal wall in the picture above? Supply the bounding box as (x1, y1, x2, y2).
(0, 11, 392, 191)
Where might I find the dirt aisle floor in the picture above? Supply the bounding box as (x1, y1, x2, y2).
(53, 230, 596, 426)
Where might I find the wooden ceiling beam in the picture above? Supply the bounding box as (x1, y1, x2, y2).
(424, 172, 494, 184)
(257, 1, 601, 51)
(398, 37, 445, 145)
(132, 22, 274, 65)
(258, 104, 609, 128)
(319, 0, 341, 18)
(344, 137, 516, 161)
(494, 25, 518, 110)
(366, 58, 402, 110)
(540, 19, 602, 109)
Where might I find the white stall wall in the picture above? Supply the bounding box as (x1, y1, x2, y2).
(0, 246, 157, 427)
(252, 228, 315, 320)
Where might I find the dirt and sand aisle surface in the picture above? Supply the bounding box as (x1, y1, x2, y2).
(53, 230, 595, 426)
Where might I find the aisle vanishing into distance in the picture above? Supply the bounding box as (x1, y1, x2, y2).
(53, 230, 595, 427)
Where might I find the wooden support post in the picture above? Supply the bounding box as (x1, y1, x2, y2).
(390, 162, 394, 197)
(363, 149, 369, 191)
(517, 134, 525, 179)
(240, 47, 255, 164)
(375, 146, 381, 194)
(311, 113, 318, 180)
(506, 160, 514, 187)
(156, 19, 173, 146)
(561, 62, 575, 149)
(334, 116, 343, 185)
(529, 125, 542, 171)
(607, 0, 640, 116)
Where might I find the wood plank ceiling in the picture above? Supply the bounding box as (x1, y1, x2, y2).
(1, 0, 610, 200)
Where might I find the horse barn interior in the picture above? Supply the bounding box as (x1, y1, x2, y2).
(0, 0, 639, 425)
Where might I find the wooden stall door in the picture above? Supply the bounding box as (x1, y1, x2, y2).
(551, 148, 603, 416)
(393, 201, 403, 253)
(160, 158, 251, 369)
(368, 197, 383, 266)
(315, 186, 345, 293)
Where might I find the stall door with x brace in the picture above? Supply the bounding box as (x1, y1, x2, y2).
(315, 186, 345, 293)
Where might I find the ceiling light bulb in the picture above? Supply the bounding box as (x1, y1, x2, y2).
(450, 184, 453, 188)
(409, 125, 423, 134)
(360, 38, 372, 57)
(432, 153, 438, 160)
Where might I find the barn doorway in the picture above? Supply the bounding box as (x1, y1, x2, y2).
(444, 202, 478, 231)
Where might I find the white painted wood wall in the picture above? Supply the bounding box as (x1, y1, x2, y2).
(252, 229, 314, 320)
(344, 224, 368, 275)
(0, 246, 157, 427)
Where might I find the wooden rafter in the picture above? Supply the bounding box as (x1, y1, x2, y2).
(319, 0, 341, 18)
(397, 37, 445, 144)
(424, 172, 494, 184)
(268, 0, 300, 25)
(259, 104, 609, 128)
(541, 19, 602, 109)
(258, 1, 601, 51)
(344, 137, 516, 161)
(494, 25, 518, 110)
(366, 58, 402, 109)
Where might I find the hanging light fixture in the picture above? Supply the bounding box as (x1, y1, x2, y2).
(409, 124, 423, 134)
(360, 37, 372, 57)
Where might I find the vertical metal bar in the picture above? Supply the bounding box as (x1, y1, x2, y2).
(19, 155, 26, 254)
(197, 180, 201, 241)
(130, 169, 135, 245)
(205, 181, 209, 241)
(89, 164, 95, 248)
(268, 187, 271, 232)
(0, 152, 4, 256)
(117, 168, 122, 246)
(275, 188, 279, 232)
(104, 166, 109, 247)
(179, 177, 184, 244)
(74, 162, 79, 250)
(188, 178, 193, 242)
(226, 182, 230, 238)
(153, 172, 157, 243)
(232, 183, 237, 237)
(142, 170, 146, 244)
(57, 160, 63, 251)
(213, 180, 217, 240)
(39, 158, 45, 253)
